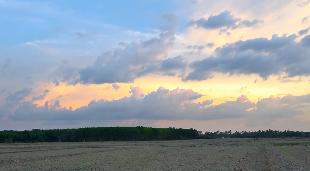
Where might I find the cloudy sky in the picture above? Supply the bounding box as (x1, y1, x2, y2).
(1, 0, 310, 132)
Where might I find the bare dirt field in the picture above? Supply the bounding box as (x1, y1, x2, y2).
(0, 138, 310, 171)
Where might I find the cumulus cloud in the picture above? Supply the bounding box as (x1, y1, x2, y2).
(160, 56, 187, 70)
(0, 88, 32, 117)
(246, 94, 309, 126)
(137, 56, 187, 78)
(31, 89, 50, 101)
(9, 87, 253, 121)
(299, 27, 310, 35)
(5, 88, 32, 107)
(301, 35, 310, 46)
(10, 88, 310, 125)
(52, 13, 183, 85)
(279, 93, 310, 105)
(187, 11, 263, 34)
(51, 66, 79, 85)
(184, 34, 310, 81)
(5, 86, 309, 127)
(187, 11, 241, 30)
(129, 86, 144, 99)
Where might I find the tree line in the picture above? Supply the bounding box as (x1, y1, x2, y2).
(0, 126, 199, 143)
(200, 129, 310, 139)
(1, 127, 310, 143)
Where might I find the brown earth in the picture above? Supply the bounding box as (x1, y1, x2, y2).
(0, 138, 310, 171)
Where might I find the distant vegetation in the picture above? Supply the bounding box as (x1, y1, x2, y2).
(1, 127, 310, 143)
(0, 126, 199, 143)
(201, 129, 310, 139)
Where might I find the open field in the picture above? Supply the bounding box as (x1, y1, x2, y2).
(0, 139, 310, 171)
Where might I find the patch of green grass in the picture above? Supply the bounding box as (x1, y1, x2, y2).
(278, 146, 297, 160)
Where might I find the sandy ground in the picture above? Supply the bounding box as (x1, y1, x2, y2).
(0, 138, 310, 171)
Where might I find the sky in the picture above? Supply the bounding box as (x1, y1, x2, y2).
(0, 0, 310, 132)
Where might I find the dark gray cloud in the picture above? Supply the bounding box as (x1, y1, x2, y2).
(188, 11, 263, 34)
(184, 34, 310, 81)
(53, 13, 181, 85)
(31, 89, 50, 101)
(1, 58, 12, 74)
(299, 27, 310, 35)
(111, 83, 120, 91)
(1, 89, 6, 93)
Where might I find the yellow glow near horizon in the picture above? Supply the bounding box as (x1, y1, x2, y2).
(32, 73, 310, 110)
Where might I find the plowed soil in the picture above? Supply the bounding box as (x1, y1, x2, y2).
(0, 138, 310, 171)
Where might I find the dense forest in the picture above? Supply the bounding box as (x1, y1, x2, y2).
(1, 127, 310, 143)
(0, 126, 199, 143)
